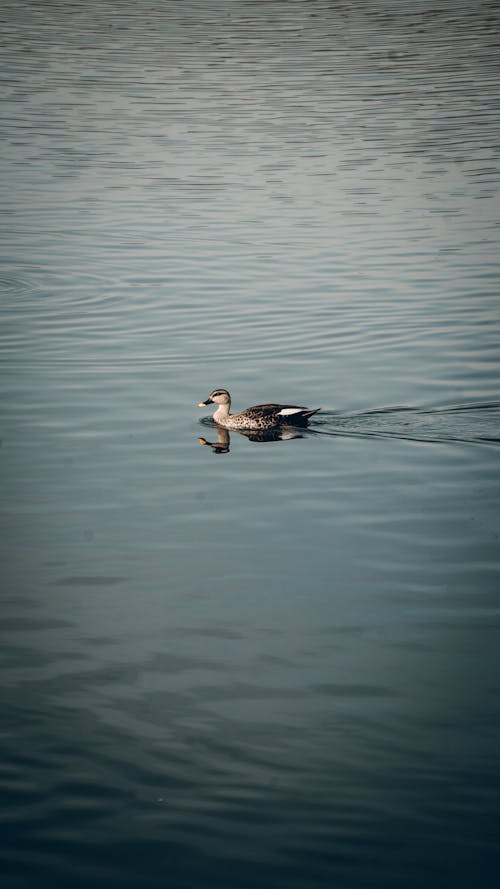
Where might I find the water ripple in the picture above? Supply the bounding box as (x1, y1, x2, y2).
(316, 401, 500, 447)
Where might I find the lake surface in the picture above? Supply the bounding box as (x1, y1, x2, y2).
(1, 2, 500, 887)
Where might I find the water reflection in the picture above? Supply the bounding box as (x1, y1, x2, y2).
(199, 425, 303, 454)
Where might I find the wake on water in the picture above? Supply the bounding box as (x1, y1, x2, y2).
(313, 401, 500, 447)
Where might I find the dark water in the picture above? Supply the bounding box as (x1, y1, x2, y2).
(2, 2, 500, 887)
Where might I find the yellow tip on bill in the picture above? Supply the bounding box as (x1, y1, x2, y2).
(198, 402, 206, 407)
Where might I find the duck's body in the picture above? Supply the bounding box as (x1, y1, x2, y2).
(198, 389, 320, 431)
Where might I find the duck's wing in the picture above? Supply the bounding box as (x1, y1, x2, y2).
(243, 404, 320, 422)
(240, 403, 284, 420)
(291, 407, 321, 419)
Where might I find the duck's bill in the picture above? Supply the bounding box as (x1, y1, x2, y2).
(198, 399, 212, 407)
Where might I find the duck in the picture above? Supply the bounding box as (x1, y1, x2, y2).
(198, 388, 320, 430)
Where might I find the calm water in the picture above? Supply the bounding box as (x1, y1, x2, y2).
(2, 2, 500, 887)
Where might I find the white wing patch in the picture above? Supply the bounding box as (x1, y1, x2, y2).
(278, 407, 303, 416)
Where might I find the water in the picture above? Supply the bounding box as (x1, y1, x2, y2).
(1, 2, 500, 887)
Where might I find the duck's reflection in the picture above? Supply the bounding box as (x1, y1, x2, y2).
(199, 425, 303, 454)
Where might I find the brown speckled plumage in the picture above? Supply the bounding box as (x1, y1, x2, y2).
(198, 388, 320, 431)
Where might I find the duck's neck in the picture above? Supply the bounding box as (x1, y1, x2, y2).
(213, 402, 230, 422)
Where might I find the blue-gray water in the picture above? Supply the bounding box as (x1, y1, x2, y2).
(1, 2, 500, 887)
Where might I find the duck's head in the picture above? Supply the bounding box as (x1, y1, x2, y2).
(198, 388, 231, 408)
